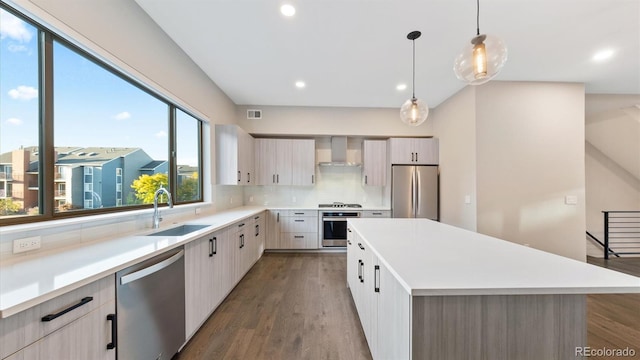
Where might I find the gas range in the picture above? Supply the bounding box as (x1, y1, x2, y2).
(318, 202, 362, 209)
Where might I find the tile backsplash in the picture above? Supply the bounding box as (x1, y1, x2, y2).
(244, 166, 388, 207)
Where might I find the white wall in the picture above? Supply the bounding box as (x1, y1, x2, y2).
(584, 94, 640, 257)
(475, 82, 586, 261)
(430, 86, 477, 231)
(237, 105, 433, 137)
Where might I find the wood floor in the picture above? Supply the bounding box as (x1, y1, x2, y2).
(586, 256, 640, 360)
(177, 253, 639, 360)
(176, 253, 372, 360)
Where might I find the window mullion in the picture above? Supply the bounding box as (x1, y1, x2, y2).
(40, 31, 54, 218)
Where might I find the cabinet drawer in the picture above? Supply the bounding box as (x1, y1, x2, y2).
(281, 217, 317, 233)
(280, 233, 318, 249)
(362, 210, 391, 218)
(285, 210, 317, 217)
(0, 275, 115, 359)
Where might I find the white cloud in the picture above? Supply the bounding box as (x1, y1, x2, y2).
(7, 44, 28, 53)
(6, 118, 23, 125)
(155, 130, 168, 138)
(8, 86, 38, 100)
(114, 111, 131, 120)
(0, 10, 33, 43)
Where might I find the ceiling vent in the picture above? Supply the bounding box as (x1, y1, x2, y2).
(247, 109, 262, 120)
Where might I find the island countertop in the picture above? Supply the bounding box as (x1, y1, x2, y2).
(347, 218, 640, 296)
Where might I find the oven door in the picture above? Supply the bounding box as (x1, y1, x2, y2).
(322, 216, 351, 247)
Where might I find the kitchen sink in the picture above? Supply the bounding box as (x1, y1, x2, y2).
(147, 224, 209, 237)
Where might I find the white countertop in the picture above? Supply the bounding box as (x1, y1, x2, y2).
(348, 218, 640, 296)
(0, 206, 265, 318)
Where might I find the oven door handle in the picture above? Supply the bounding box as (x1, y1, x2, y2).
(322, 217, 357, 221)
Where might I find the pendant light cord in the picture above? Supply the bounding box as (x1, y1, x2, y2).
(476, 0, 480, 36)
(412, 38, 416, 99)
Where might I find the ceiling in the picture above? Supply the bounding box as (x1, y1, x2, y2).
(134, 0, 640, 109)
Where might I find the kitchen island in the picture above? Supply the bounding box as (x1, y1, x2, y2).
(346, 218, 640, 360)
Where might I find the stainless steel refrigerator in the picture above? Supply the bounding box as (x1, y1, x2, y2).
(391, 165, 439, 220)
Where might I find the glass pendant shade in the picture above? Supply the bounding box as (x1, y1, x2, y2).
(454, 34, 507, 85)
(400, 97, 429, 126)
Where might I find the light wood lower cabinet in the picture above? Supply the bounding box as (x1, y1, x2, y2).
(265, 209, 318, 249)
(185, 213, 265, 340)
(1, 276, 116, 360)
(5, 300, 116, 360)
(185, 228, 229, 338)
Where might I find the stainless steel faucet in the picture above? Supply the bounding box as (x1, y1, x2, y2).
(153, 186, 173, 229)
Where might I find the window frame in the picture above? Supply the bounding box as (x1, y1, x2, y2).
(0, 4, 204, 226)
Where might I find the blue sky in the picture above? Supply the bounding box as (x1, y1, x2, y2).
(1, 8, 197, 165)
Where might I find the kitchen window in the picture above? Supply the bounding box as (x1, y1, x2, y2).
(0, 5, 204, 225)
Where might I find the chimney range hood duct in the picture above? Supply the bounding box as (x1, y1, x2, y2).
(319, 136, 361, 167)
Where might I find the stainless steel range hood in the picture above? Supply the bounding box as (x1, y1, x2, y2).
(318, 136, 361, 167)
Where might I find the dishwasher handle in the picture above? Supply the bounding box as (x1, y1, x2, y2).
(120, 250, 184, 285)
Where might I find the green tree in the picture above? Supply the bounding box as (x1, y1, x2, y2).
(131, 173, 169, 204)
(177, 172, 199, 202)
(0, 199, 22, 216)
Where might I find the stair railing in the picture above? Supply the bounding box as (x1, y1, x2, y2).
(603, 211, 640, 259)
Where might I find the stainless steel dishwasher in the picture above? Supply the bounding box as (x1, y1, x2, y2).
(116, 247, 185, 360)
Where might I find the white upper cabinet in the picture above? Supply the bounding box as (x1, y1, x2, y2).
(362, 140, 387, 186)
(388, 138, 439, 165)
(255, 138, 315, 186)
(215, 125, 255, 185)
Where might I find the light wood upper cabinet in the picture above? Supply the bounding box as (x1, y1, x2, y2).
(255, 138, 315, 186)
(388, 138, 439, 165)
(362, 140, 387, 186)
(291, 139, 316, 186)
(215, 125, 254, 185)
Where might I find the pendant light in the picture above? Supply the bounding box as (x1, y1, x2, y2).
(453, 0, 508, 85)
(400, 31, 429, 127)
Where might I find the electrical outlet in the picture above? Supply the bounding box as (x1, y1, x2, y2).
(195, 207, 201, 215)
(249, 196, 254, 203)
(13, 236, 41, 254)
(292, 196, 297, 203)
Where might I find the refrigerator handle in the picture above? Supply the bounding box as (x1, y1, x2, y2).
(416, 167, 421, 216)
(411, 167, 416, 216)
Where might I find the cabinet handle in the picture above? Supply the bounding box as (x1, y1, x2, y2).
(347, 228, 352, 233)
(239, 234, 244, 248)
(365, 175, 368, 185)
(312, 174, 314, 184)
(358, 243, 365, 250)
(294, 219, 304, 222)
(374, 265, 380, 293)
(294, 212, 304, 215)
(277, 213, 280, 222)
(41, 296, 93, 322)
(411, 152, 415, 162)
(209, 237, 217, 256)
(273, 174, 276, 184)
(347, 240, 352, 245)
(277, 174, 279, 183)
(294, 235, 304, 239)
(372, 212, 382, 215)
(255, 224, 259, 237)
(360, 261, 365, 283)
(107, 313, 117, 350)
(357, 260, 362, 281)
(254, 216, 260, 220)
(416, 152, 419, 162)
(238, 170, 241, 183)
(247, 172, 250, 183)
(238, 223, 245, 228)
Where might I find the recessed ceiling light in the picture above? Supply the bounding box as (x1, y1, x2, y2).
(592, 49, 614, 62)
(280, 4, 296, 17)
(295, 81, 306, 88)
(396, 83, 407, 91)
